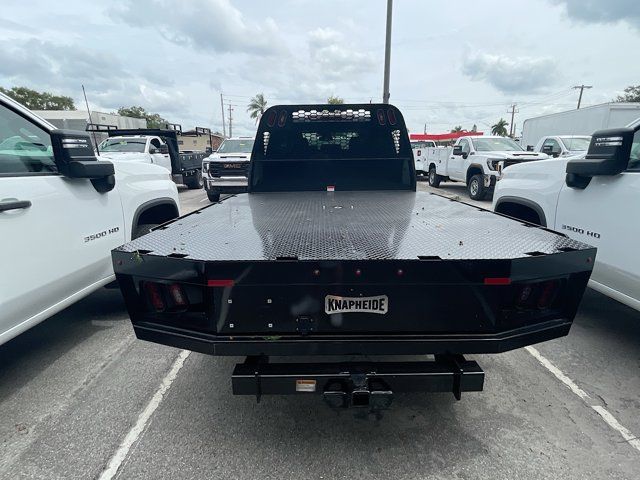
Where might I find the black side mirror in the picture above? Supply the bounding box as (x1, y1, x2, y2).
(158, 145, 169, 155)
(565, 127, 635, 189)
(51, 130, 115, 193)
(452, 145, 463, 156)
(542, 145, 560, 157)
(526, 145, 534, 151)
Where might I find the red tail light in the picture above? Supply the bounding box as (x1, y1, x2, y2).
(144, 282, 165, 312)
(267, 110, 277, 127)
(168, 283, 188, 308)
(277, 110, 287, 127)
(387, 108, 397, 125)
(537, 280, 559, 309)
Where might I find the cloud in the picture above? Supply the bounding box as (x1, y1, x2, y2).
(551, 0, 640, 30)
(307, 27, 377, 82)
(0, 39, 126, 91)
(109, 0, 284, 56)
(462, 52, 559, 94)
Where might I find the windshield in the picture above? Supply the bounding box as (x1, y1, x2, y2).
(217, 139, 254, 153)
(472, 137, 523, 152)
(100, 138, 147, 153)
(560, 137, 591, 151)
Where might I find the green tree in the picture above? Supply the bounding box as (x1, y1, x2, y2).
(247, 93, 268, 123)
(450, 126, 463, 133)
(615, 85, 640, 102)
(0, 86, 75, 110)
(116, 106, 168, 129)
(327, 95, 344, 104)
(491, 118, 509, 136)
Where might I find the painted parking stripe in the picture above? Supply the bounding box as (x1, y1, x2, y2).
(98, 349, 191, 480)
(526, 346, 640, 454)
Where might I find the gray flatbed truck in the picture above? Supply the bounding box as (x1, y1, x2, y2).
(113, 104, 595, 410)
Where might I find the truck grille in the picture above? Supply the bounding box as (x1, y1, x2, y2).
(210, 162, 249, 177)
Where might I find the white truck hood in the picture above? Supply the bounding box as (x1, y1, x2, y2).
(208, 153, 251, 162)
(98, 152, 150, 163)
(482, 151, 548, 161)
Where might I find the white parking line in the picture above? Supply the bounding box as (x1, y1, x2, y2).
(98, 349, 191, 480)
(526, 346, 640, 453)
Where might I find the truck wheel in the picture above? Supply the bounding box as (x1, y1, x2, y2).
(468, 174, 487, 200)
(428, 167, 441, 187)
(184, 170, 203, 189)
(207, 191, 220, 202)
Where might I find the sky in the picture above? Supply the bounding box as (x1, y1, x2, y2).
(1, 0, 638, 137)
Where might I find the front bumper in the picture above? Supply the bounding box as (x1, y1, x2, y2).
(204, 176, 248, 193)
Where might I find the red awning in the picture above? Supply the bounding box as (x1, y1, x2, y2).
(410, 131, 484, 142)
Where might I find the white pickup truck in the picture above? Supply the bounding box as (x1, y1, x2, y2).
(410, 139, 436, 176)
(0, 92, 180, 345)
(202, 136, 254, 202)
(494, 121, 640, 311)
(427, 135, 548, 200)
(532, 135, 592, 158)
(94, 128, 207, 189)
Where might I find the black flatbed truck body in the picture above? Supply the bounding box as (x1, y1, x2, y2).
(113, 104, 595, 407)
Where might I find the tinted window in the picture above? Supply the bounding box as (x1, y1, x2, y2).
(560, 137, 591, 151)
(150, 138, 162, 149)
(100, 138, 147, 153)
(218, 139, 254, 153)
(459, 139, 470, 154)
(0, 104, 56, 175)
(543, 138, 561, 154)
(628, 130, 640, 171)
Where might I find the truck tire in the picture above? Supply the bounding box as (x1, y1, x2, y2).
(428, 167, 441, 187)
(468, 174, 487, 200)
(184, 170, 203, 189)
(207, 191, 220, 202)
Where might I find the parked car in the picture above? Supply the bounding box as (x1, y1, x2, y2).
(427, 135, 548, 200)
(202, 136, 254, 202)
(532, 135, 592, 157)
(494, 121, 640, 311)
(0, 92, 180, 346)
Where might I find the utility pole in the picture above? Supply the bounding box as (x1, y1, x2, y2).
(220, 93, 226, 137)
(573, 84, 592, 109)
(507, 104, 519, 137)
(382, 0, 393, 104)
(228, 104, 234, 138)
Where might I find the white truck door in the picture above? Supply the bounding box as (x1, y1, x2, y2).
(0, 103, 125, 343)
(555, 131, 640, 307)
(149, 137, 172, 172)
(448, 139, 468, 181)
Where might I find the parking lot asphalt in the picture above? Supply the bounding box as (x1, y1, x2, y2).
(1, 185, 639, 480)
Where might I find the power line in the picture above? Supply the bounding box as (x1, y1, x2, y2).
(572, 84, 593, 109)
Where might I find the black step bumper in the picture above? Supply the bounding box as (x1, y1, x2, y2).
(132, 318, 571, 356)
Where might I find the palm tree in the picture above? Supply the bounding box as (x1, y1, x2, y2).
(327, 95, 344, 104)
(247, 93, 267, 123)
(450, 126, 463, 133)
(491, 118, 509, 136)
